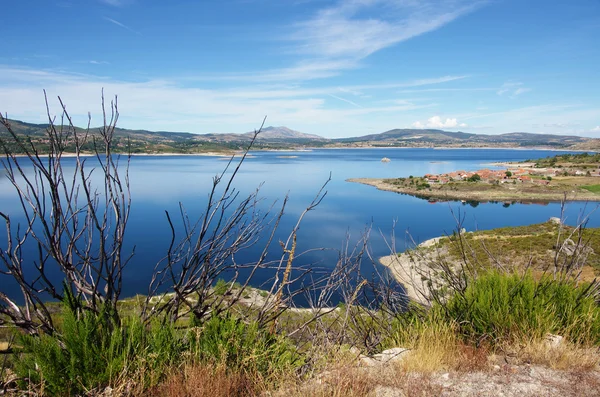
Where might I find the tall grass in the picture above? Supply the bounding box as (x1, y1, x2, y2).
(442, 271, 600, 345)
(11, 306, 301, 395)
(14, 303, 183, 395)
(190, 313, 302, 381)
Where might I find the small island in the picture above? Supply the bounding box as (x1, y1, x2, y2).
(349, 152, 600, 202)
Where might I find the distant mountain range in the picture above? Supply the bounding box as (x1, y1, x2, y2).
(339, 128, 595, 149)
(1, 119, 598, 154)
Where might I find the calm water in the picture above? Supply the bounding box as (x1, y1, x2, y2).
(1, 148, 599, 301)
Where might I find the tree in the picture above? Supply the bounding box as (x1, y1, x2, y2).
(467, 174, 481, 182)
(0, 93, 308, 335)
(0, 91, 129, 334)
(505, 170, 512, 177)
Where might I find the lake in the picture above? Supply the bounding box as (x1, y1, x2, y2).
(1, 148, 599, 301)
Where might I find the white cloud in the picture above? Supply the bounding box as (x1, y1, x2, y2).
(275, 0, 482, 81)
(412, 116, 467, 129)
(0, 66, 437, 137)
(292, 1, 482, 60)
(513, 87, 531, 96)
(592, 126, 600, 132)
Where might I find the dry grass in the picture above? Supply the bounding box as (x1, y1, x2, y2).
(149, 365, 258, 397)
(498, 338, 600, 371)
(387, 319, 488, 373)
(271, 365, 441, 397)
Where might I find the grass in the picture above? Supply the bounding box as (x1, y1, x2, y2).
(4, 223, 600, 395)
(582, 185, 600, 194)
(436, 221, 600, 276)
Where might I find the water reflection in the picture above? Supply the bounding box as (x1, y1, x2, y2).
(0, 148, 597, 301)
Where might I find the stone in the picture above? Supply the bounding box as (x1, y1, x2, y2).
(372, 347, 410, 363)
(549, 217, 562, 225)
(545, 333, 564, 348)
(360, 348, 409, 366)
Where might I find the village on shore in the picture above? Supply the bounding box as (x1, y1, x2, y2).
(422, 163, 600, 186)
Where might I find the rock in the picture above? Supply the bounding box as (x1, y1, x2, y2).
(549, 217, 562, 225)
(372, 347, 410, 363)
(360, 348, 409, 366)
(381, 157, 391, 163)
(440, 373, 450, 381)
(359, 355, 380, 367)
(545, 333, 564, 348)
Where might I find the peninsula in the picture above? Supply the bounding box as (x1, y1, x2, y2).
(349, 153, 600, 203)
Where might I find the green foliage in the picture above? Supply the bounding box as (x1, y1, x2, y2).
(528, 152, 600, 168)
(14, 303, 183, 395)
(214, 278, 229, 295)
(582, 185, 600, 194)
(190, 313, 301, 377)
(467, 173, 481, 182)
(505, 170, 512, 177)
(440, 271, 600, 344)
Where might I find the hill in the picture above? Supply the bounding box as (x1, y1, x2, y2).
(336, 128, 598, 149)
(0, 119, 326, 154)
(2, 118, 599, 154)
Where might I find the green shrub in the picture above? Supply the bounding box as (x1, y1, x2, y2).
(440, 271, 600, 344)
(14, 304, 183, 395)
(190, 313, 301, 377)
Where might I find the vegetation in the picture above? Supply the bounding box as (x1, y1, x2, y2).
(525, 152, 600, 168)
(583, 185, 600, 194)
(2, 97, 600, 396)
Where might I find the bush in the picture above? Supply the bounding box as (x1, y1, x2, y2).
(440, 271, 600, 344)
(14, 303, 183, 395)
(190, 313, 302, 378)
(467, 174, 481, 182)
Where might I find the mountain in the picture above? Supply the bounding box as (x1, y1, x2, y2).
(337, 128, 596, 149)
(1, 118, 598, 153)
(244, 126, 326, 141)
(0, 119, 327, 154)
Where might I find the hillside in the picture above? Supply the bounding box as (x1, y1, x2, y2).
(1, 118, 599, 154)
(0, 119, 326, 154)
(336, 128, 598, 149)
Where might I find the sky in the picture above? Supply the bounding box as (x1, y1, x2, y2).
(1, 0, 600, 138)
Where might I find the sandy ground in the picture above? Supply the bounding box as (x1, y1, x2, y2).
(378, 237, 444, 306)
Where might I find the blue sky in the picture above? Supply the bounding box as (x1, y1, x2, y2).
(1, 0, 600, 138)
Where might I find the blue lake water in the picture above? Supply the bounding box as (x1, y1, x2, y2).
(1, 148, 599, 301)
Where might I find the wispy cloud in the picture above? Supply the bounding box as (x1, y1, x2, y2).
(291, 0, 484, 60)
(0, 66, 438, 137)
(497, 81, 531, 98)
(246, 0, 485, 82)
(328, 94, 361, 108)
(99, 0, 130, 6)
(103, 17, 141, 35)
(398, 87, 493, 94)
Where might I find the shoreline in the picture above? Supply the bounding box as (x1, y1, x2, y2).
(347, 178, 600, 203)
(378, 236, 444, 306)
